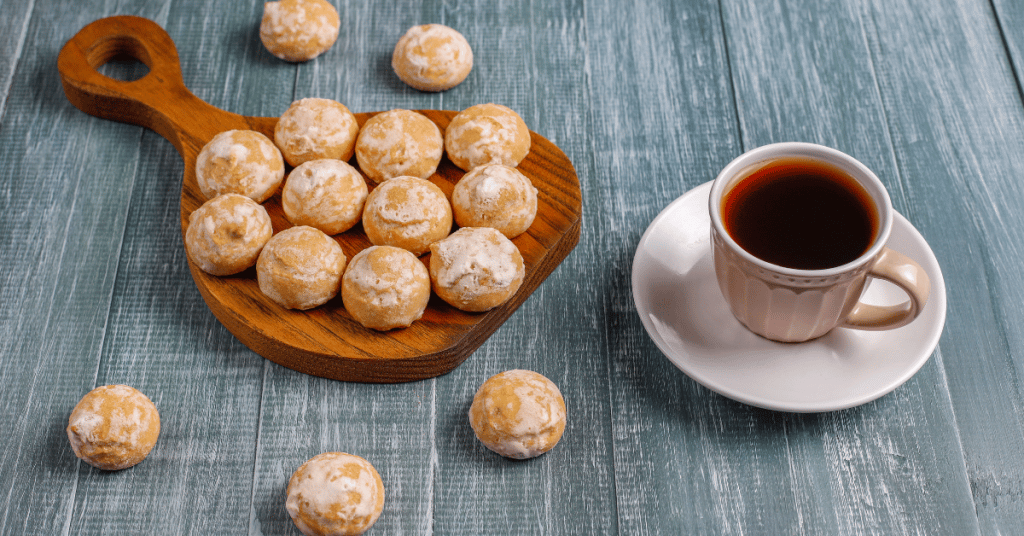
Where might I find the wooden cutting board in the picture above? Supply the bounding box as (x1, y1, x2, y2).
(57, 15, 582, 383)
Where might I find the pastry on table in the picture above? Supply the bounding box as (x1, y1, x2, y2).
(428, 226, 524, 312)
(257, 226, 346, 310)
(66, 385, 160, 471)
(451, 163, 538, 239)
(286, 452, 385, 536)
(468, 369, 567, 459)
(260, 0, 340, 62)
(354, 109, 443, 183)
(391, 24, 473, 92)
(444, 103, 530, 172)
(185, 193, 273, 275)
(282, 159, 368, 235)
(195, 130, 284, 203)
(361, 176, 452, 256)
(275, 98, 359, 167)
(341, 246, 431, 331)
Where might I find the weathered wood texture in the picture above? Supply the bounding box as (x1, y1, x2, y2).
(864, 0, 1024, 533)
(3, 0, 1024, 534)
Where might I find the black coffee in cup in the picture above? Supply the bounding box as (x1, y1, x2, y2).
(721, 157, 878, 270)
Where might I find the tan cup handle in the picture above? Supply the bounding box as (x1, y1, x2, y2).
(841, 247, 931, 331)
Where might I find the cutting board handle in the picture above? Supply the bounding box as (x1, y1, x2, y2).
(57, 15, 247, 156)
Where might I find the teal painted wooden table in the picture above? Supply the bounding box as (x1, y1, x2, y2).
(2, 0, 1023, 534)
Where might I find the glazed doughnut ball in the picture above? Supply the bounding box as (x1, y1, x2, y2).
(282, 159, 368, 235)
(452, 164, 538, 239)
(185, 194, 273, 276)
(355, 109, 444, 184)
(469, 370, 567, 460)
(260, 0, 340, 62)
(286, 452, 385, 536)
(195, 130, 285, 203)
(275, 98, 360, 167)
(428, 227, 524, 312)
(444, 103, 531, 172)
(66, 385, 161, 471)
(391, 24, 473, 92)
(362, 176, 452, 256)
(342, 246, 431, 331)
(257, 226, 347, 310)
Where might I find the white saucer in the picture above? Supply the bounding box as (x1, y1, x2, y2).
(631, 181, 946, 412)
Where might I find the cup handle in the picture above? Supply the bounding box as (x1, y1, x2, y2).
(840, 247, 930, 331)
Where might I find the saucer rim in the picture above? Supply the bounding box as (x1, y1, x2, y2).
(631, 181, 947, 413)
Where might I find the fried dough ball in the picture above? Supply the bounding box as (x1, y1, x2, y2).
(66, 385, 161, 471)
(275, 98, 360, 167)
(428, 227, 524, 312)
(185, 194, 273, 275)
(355, 109, 443, 183)
(195, 130, 284, 203)
(341, 246, 431, 331)
(469, 370, 566, 459)
(257, 226, 346, 310)
(286, 452, 385, 536)
(444, 103, 530, 172)
(391, 24, 473, 92)
(282, 159, 368, 235)
(260, 0, 340, 62)
(452, 164, 538, 239)
(361, 176, 452, 256)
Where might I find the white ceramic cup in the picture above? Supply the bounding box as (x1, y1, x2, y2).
(708, 142, 930, 343)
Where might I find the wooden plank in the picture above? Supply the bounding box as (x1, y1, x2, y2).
(589, 0, 979, 533)
(722, 0, 980, 533)
(992, 0, 1024, 96)
(250, 2, 441, 534)
(62, 1, 292, 533)
(0, 1, 174, 534)
(0, 0, 33, 122)
(860, 0, 1024, 532)
(429, 1, 618, 534)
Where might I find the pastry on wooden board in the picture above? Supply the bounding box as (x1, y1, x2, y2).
(185, 193, 273, 276)
(341, 245, 431, 331)
(428, 227, 525, 312)
(195, 129, 284, 203)
(452, 163, 538, 239)
(257, 226, 347, 310)
(282, 159, 368, 235)
(355, 109, 444, 184)
(362, 176, 453, 256)
(444, 103, 531, 172)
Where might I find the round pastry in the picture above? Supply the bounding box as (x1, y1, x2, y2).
(275, 98, 360, 167)
(260, 0, 340, 62)
(362, 176, 452, 256)
(66, 385, 161, 471)
(282, 159, 368, 235)
(341, 246, 431, 331)
(391, 24, 473, 92)
(195, 130, 285, 203)
(452, 164, 538, 238)
(468, 370, 567, 460)
(428, 227, 524, 312)
(286, 452, 385, 536)
(355, 109, 444, 183)
(257, 226, 347, 310)
(444, 103, 530, 172)
(185, 194, 273, 275)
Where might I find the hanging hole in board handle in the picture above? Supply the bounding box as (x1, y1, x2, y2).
(57, 15, 231, 154)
